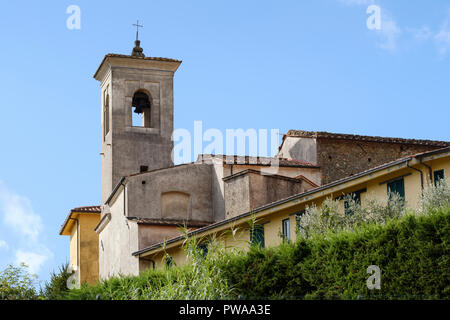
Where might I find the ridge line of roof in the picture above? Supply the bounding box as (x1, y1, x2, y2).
(285, 130, 450, 146)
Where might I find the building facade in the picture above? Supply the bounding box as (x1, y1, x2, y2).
(59, 206, 100, 285)
(60, 40, 450, 281)
(135, 147, 450, 268)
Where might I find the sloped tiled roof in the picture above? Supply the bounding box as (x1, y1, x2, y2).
(198, 154, 319, 168)
(285, 130, 450, 147)
(59, 205, 101, 235)
(102, 53, 182, 63)
(93, 53, 182, 79)
(71, 206, 101, 213)
(127, 217, 211, 228)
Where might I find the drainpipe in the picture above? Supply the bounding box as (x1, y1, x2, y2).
(419, 157, 433, 186)
(121, 179, 126, 216)
(407, 160, 424, 193)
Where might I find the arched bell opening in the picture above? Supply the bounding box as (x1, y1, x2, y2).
(131, 90, 152, 127)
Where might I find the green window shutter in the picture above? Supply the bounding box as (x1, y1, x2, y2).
(282, 218, 290, 241)
(434, 169, 445, 186)
(250, 225, 265, 248)
(387, 178, 405, 201)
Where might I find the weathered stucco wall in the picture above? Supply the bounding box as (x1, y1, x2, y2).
(224, 173, 251, 219)
(137, 224, 186, 249)
(98, 58, 179, 204)
(126, 163, 214, 223)
(277, 136, 317, 164)
(224, 171, 314, 219)
(99, 190, 140, 279)
(223, 163, 321, 186)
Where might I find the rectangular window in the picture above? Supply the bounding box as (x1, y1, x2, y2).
(434, 169, 445, 186)
(250, 225, 264, 248)
(282, 218, 290, 241)
(387, 178, 405, 203)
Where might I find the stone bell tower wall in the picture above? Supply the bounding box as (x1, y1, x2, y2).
(94, 55, 182, 204)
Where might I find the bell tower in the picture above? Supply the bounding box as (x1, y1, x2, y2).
(93, 40, 182, 204)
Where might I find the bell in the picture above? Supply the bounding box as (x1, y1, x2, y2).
(132, 92, 150, 114)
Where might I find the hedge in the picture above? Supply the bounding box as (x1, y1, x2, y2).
(220, 208, 449, 299)
(62, 206, 449, 300)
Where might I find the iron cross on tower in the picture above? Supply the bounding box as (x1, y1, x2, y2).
(133, 20, 143, 41)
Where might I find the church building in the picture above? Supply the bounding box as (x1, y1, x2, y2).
(60, 38, 450, 284)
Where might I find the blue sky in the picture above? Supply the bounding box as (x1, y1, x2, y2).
(0, 0, 449, 284)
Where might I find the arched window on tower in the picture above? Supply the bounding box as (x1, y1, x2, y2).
(103, 89, 110, 140)
(131, 90, 151, 127)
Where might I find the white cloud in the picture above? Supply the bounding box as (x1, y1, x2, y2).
(435, 19, 450, 55)
(408, 26, 433, 41)
(376, 10, 402, 53)
(338, 1, 402, 53)
(0, 181, 53, 275)
(0, 181, 43, 241)
(0, 240, 8, 250)
(15, 248, 52, 274)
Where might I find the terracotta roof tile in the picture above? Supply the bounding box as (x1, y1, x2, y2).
(71, 206, 101, 213)
(198, 154, 319, 168)
(127, 217, 211, 228)
(285, 130, 450, 147)
(60, 205, 101, 235)
(103, 53, 182, 63)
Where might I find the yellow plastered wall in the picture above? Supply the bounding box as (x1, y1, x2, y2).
(362, 168, 422, 210)
(69, 224, 78, 270)
(430, 157, 450, 184)
(67, 213, 100, 285)
(78, 214, 100, 285)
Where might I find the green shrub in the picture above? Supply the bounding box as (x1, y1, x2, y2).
(40, 262, 72, 300)
(297, 192, 405, 239)
(59, 199, 449, 300)
(62, 234, 234, 300)
(221, 206, 449, 299)
(420, 178, 450, 213)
